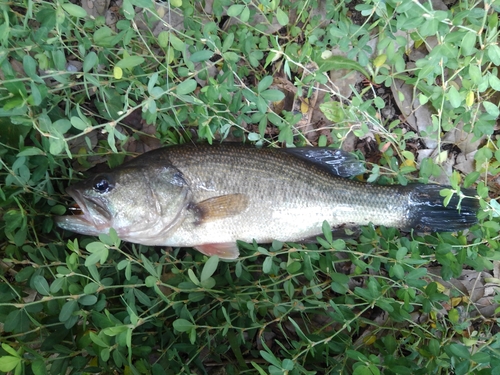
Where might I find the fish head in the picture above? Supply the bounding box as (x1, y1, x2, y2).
(56, 165, 190, 242)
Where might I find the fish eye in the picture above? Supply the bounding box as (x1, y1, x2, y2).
(93, 175, 114, 193)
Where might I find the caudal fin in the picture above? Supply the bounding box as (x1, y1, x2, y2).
(405, 185, 478, 232)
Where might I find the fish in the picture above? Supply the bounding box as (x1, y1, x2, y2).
(55, 144, 478, 259)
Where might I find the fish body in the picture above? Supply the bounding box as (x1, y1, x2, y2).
(56, 144, 478, 259)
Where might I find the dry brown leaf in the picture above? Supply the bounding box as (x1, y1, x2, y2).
(391, 79, 438, 149)
(82, 0, 110, 18)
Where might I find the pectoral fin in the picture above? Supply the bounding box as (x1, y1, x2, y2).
(190, 194, 249, 224)
(195, 243, 239, 259)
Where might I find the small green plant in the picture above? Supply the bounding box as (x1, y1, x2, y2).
(1, 0, 499, 374)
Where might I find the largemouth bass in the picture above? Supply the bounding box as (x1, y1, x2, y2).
(56, 144, 478, 259)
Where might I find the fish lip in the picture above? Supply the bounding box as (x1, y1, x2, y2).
(57, 186, 112, 231)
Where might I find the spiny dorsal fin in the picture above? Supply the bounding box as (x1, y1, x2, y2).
(190, 194, 249, 224)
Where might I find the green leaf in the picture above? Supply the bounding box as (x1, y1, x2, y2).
(1, 344, 19, 358)
(262, 256, 273, 274)
(288, 317, 310, 342)
(322, 220, 333, 244)
(187, 268, 200, 285)
(440, 188, 453, 207)
(283, 279, 295, 298)
(0, 356, 21, 372)
(489, 199, 500, 218)
(286, 261, 301, 274)
(260, 350, 282, 368)
(4, 309, 30, 333)
(317, 55, 370, 79)
(169, 33, 185, 51)
(464, 171, 480, 188)
(23, 54, 40, 80)
(140, 254, 159, 277)
(173, 318, 194, 332)
(487, 43, 500, 65)
(116, 56, 144, 69)
(61, 3, 87, 18)
(447, 86, 461, 108)
(83, 52, 98, 73)
(258, 76, 273, 92)
(260, 89, 284, 102)
(353, 364, 380, 375)
(468, 64, 482, 85)
(395, 247, 408, 261)
(50, 278, 65, 294)
(489, 73, 500, 91)
(251, 362, 269, 375)
(79, 295, 97, 306)
(84, 283, 100, 294)
(134, 288, 152, 306)
(483, 101, 499, 117)
(223, 51, 239, 63)
(256, 96, 268, 113)
(59, 299, 78, 322)
(33, 275, 51, 296)
(448, 307, 459, 323)
(189, 50, 213, 62)
(4, 209, 24, 233)
(102, 325, 129, 336)
(147, 72, 159, 94)
(276, 8, 289, 26)
(89, 331, 109, 347)
(200, 277, 216, 289)
(52, 118, 72, 134)
(71, 116, 89, 130)
(17, 147, 45, 157)
(448, 343, 471, 359)
(240, 6, 250, 22)
(122, 0, 134, 19)
(30, 81, 42, 105)
(176, 79, 197, 95)
(31, 359, 48, 375)
(158, 31, 169, 48)
(391, 264, 405, 279)
(85, 242, 109, 266)
(471, 351, 491, 363)
(222, 32, 234, 53)
(319, 101, 345, 122)
(461, 32, 476, 55)
(482, 220, 500, 230)
(101, 348, 110, 362)
(303, 254, 313, 280)
(130, 0, 154, 7)
(227, 4, 245, 17)
(200, 255, 219, 282)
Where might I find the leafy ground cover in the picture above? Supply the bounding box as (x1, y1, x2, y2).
(1, 0, 500, 374)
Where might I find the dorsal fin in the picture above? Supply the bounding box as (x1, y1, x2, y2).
(283, 147, 365, 178)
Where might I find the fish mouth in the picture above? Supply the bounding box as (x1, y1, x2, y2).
(55, 186, 112, 235)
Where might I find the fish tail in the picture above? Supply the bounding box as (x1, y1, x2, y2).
(404, 185, 478, 232)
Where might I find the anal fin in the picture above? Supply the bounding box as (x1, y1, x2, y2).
(195, 243, 239, 260)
